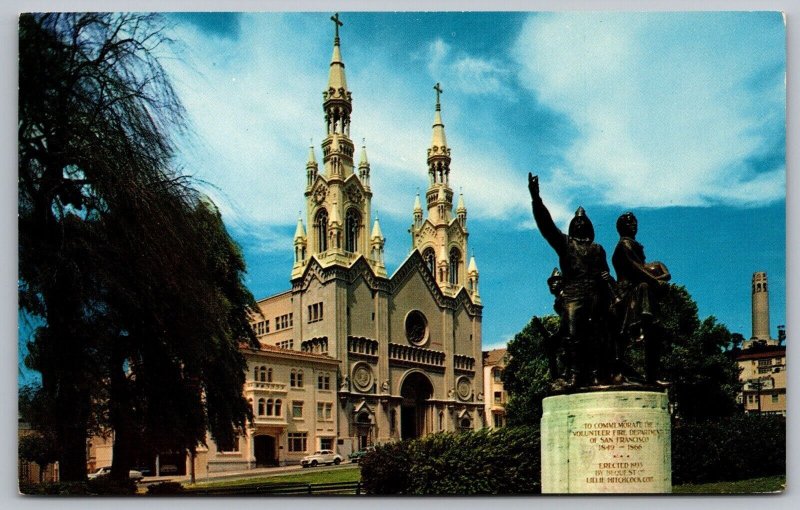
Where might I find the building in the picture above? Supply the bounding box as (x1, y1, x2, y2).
(736, 345, 786, 415)
(736, 271, 786, 416)
(199, 344, 341, 471)
(483, 348, 508, 428)
(250, 14, 484, 458)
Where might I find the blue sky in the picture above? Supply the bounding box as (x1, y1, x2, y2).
(158, 11, 785, 350)
(18, 11, 785, 385)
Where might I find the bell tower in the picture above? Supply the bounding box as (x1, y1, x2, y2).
(409, 83, 477, 300)
(294, 13, 380, 279)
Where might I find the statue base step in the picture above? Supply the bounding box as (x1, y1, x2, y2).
(540, 390, 671, 493)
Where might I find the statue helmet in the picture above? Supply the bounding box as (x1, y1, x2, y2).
(568, 206, 594, 242)
(547, 267, 562, 286)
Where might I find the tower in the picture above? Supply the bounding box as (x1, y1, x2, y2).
(294, 13, 377, 279)
(751, 271, 772, 342)
(409, 83, 477, 299)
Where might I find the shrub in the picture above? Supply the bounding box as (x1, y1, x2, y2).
(19, 481, 90, 495)
(360, 426, 540, 495)
(672, 414, 785, 484)
(146, 481, 185, 495)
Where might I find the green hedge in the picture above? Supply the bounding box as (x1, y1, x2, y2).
(146, 481, 185, 495)
(360, 426, 540, 495)
(19, 477, 138, 495)
(672, 414, 785, 484)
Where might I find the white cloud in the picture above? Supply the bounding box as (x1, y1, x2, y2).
(513, 12, 785, 208)
(427, 37, 514, 99)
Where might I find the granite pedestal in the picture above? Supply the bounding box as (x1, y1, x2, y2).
(540, 390, 671, 493)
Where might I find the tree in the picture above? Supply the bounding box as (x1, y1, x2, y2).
(19, 13, 258, 481)
(19, 433, 59, 484)
(18, 385, 60, 483)
(502, 316, 555, 426)
(503, 285, 741, 425)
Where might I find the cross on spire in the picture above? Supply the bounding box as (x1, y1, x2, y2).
(434, 82, 443, 111)
(331, 13, 343, 43)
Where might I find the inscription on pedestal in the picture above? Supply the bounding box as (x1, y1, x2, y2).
(571, 418, 665, 489)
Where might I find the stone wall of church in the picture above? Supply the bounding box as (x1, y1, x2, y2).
(347, 276, 376, 339)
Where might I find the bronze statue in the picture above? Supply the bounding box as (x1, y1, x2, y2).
(528, 173, 616, 388)
(611, 212, 670, 385)
(531, 268, 565, 387)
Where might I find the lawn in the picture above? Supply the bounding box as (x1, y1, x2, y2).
(184, 468, 784, 494)
(673, 475, 785, 494)
(185, 465, 361, 490)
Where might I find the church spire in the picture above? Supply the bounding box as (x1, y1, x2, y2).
(358, 141, 371, 187)
(306, 143, 318, 188)
(323, 13, 353, 141)
(426, 82, 452, 211)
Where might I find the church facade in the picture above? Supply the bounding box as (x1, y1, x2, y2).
(250, 15, 484, 458)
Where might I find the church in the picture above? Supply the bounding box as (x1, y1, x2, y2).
(199, 14, 486, 469)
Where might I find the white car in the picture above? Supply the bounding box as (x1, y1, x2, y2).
(300, 450, 343, 468)
(87, 466, 144, 482)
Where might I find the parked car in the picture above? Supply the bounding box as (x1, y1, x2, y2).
(87, 466, 144, 482)
(300, 450, 343, 468)
(348, 446, 375, 463)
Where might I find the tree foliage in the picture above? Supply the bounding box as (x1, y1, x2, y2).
(502, 316, 555, 426)
(503, 285, 741, 425)
(19, 13, 257, 481)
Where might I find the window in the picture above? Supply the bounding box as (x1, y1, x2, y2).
(494, 391, 503, 404)
(449, 248, 461, 285)
(267, 368, 273, 382)
(291, 370, 304, 387)
(758, 359, 771, 366)
(217, 436, 240, 453)
(254, 321, 265, 336)
(494, 414, 504, 428)
(278, 339, 293, 350)
(459, 418, 472, 432)
(345, 209, 361, 252)
(275, 313, 293, 331)
(257, 398, 266, 416)
(422, 248, 435, 275)
(318, 373, 331, 390)
(493, 368, 502, 383)
(772, 394, 779, 403)
(274, 399, 282, 416)
(288, 432, 307, 453)
(315, 210, 328, 252)
(308, 302, 324, 323)
(266, 399, 274, 416)
(292, 401, 304, 419)
(320, 437, 333, 450)
(317, 402, 332, 421)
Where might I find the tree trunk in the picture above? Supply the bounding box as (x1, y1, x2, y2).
(110, 341, 134, 482)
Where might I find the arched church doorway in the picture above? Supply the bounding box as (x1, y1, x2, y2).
(254, 435, 277, 466)
(400, 371, 434, 440)
(355, 411, 373, 450)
